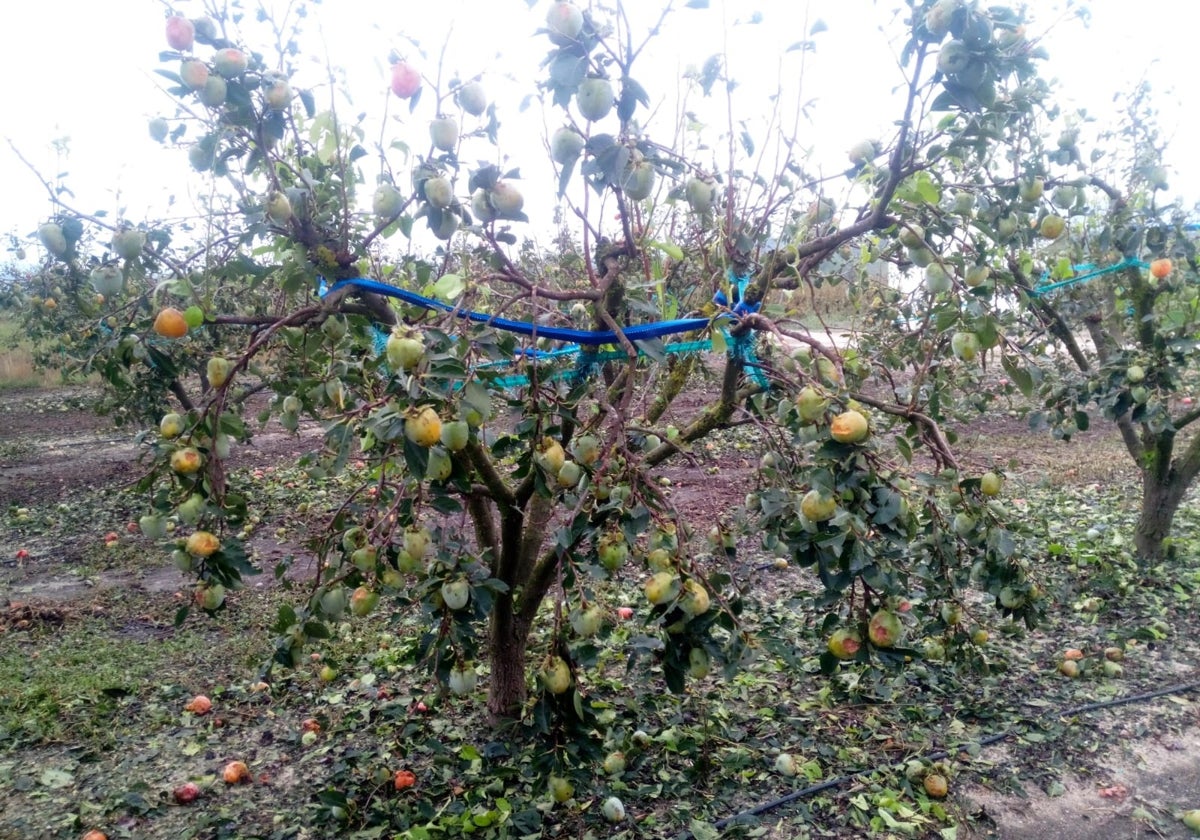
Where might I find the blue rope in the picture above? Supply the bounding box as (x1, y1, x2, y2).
(321, 277, 714, 344)
(329, 273, 772, 390)
(722, 270, 769, 387)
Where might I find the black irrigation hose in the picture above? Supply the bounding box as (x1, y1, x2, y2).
(676, 677, 1200, 838)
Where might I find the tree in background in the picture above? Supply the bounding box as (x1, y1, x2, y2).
(1011, 91, 1199, 568)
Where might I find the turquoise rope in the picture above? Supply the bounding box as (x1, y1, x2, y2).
(476, 339, 720, 390)
(350, 262, 777, 391)
(372, 327, 389, 357)
(727, 269, 770, 388)
(1028, 258, 1148, 297)
(362, 265, 772, 391)
(368, 320, 733, 391)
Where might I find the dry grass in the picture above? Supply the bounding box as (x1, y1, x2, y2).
(788, 278, 855, 320)
(954, 410, 1143, 487)
(0, 317, 62, 390)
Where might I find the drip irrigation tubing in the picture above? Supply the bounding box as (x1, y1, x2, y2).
(676, 676, 1200, 838)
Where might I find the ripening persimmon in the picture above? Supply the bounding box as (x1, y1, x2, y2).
(154, 307, 189, 338)
(1150, 258, 1172, 279)
(923, 773, 949, 798)
(390, 60, 421, 98)
(222, 760, 250, 784)
(165, 16, 194, 51)
(184, 694, 212, 714)
(830, 410, 869, 444)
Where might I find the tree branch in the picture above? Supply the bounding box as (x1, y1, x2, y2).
(515, 492, 554, 586)
(517, 545, 565, 629)
(464, 439, 515, 507)
(643, 354, 698, 426)
(1172, 406, 1200, 432)
(169, 379, 195, 412)
(466, 489, 500, 572)
(644, 354, 764, 468)
(1009, 257, 1091, 372)
(1114, 411, 1147, 465)
(848, 392, 958, 470)
(1173, 428, 1200, 490)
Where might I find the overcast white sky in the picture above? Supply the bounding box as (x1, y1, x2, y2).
(0, 1, 1194, 253)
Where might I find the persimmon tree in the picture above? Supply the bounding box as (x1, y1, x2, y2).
(998, 98, 1200, 568)
(853, 71, 1200, 569)
(11, 0, 1069, 735)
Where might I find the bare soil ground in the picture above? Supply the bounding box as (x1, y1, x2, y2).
(1, 387, 326, 601)
(963, 728, 1200, 839)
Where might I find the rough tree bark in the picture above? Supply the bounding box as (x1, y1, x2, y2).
(1133, 424, 1200, 567)
(487, 592, 533, 722)
(1134, 474, 1187, 565)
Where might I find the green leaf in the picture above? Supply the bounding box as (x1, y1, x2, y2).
(218, 412, 246, 439)
(556, 157, 577, 197)
(463, 382, 491, 422)
(1002, 355, 1034, 397)
(636, 338, 666, 363)
(915, 172, 942, 204)
(548, 52, 587, 89)
(272, 604, 298, 633)
(303, 620, 331, 639)
(873, 488, 902, 524)
(648, 239, 684, 261)
(39, 768, 73, 789)
(298, 88, 315, 117)
(429, 494, 463, 514)
(711, 329, 727, 355)
(698, 55, 722, 96)
(740, 130, 755, 157)
(895, 171, 943, 206)
(431, 272, 465, 302)
(977, 316, 999, 349)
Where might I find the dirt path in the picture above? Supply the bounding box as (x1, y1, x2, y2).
(0, 387, 317, 595)
(963, 728, 1200, 839)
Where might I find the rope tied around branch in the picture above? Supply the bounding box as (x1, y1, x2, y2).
(319, 274, 770, 389)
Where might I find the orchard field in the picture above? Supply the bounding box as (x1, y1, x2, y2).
(4, 0, 1200, 837)
(3, 369, 1200, 839)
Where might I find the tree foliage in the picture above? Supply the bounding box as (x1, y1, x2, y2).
(6, 0, 1197, 773)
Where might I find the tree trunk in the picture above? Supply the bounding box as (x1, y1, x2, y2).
(486, 593, 531, 722)
(1134, 472, 1187, 568)
(481, 490, 558, 722)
